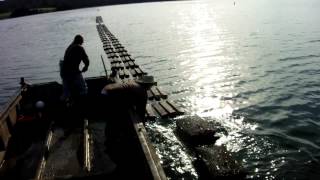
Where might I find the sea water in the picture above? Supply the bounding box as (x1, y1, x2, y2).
(1, 0, 320, 178)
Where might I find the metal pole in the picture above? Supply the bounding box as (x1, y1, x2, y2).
(100, 55, 108, 78)
(83, 118, 91, 172)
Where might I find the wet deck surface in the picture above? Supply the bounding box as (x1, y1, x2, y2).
(1, 106, 154, 179)
(42, 128, 83, 178)
(40, 104, 155, 179)
(89, 122, 116, 175)
(41, 122, 117, 179)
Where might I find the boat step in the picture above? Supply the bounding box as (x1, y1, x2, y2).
(147, 100, 184, 119)
(147, 86, 167, 100)
(152, 102, 168, 118)
(145, 104, 156, 121)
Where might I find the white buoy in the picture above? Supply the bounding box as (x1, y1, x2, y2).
(35, 100, 45, 109)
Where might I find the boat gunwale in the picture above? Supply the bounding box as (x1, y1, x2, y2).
(129, 109, 167, 180)
(0, 89, 22, 122)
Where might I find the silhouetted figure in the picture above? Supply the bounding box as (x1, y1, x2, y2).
(60, 35, 90, 129)
(101, 76, 155, 168)
(60, 34, 90, 100)
(101, 81, 145, 121)
(101, 76, 155, 123)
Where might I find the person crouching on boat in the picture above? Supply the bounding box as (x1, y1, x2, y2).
(101, 76, 155, 123)
(60, 34, 90, 103)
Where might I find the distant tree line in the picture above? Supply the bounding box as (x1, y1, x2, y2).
(1, 0, 175, 16)
(0, 0, 175, 17)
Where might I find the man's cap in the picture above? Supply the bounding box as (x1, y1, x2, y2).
(135, 76, 156, 85)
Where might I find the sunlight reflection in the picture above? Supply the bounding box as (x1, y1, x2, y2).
(173, 1, 264, 177)
(146, 123, 198, 179)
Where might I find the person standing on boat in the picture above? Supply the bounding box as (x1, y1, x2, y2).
(60, 34, 90, 101)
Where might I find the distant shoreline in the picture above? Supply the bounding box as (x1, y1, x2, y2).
(0, 0, 179, 20)
(4, 7, 57, 19)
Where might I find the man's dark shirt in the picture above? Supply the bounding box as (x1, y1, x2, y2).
(62, 43, 89, 76)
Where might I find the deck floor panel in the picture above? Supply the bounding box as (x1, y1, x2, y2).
(42, 128, 84, 179)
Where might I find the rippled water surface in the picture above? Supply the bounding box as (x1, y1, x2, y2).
(1, 0, 320, 179)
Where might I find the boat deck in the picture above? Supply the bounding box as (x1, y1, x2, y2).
(0, 78, 166, 179)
